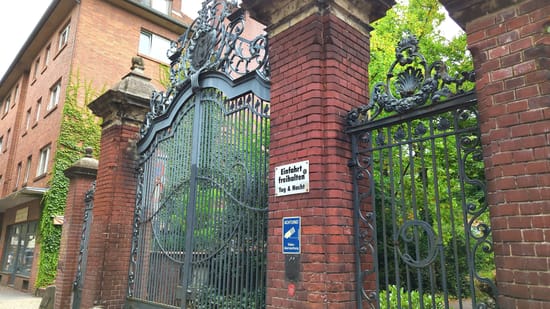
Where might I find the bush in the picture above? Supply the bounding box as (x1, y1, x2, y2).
(379, 285, 444, 309)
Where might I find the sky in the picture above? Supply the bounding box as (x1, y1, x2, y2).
(0, 0, 462, 79)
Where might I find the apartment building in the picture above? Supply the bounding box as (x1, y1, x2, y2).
(0, 0, 190, 292)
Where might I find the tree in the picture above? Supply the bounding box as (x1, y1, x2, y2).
(369, 0, 472, 88)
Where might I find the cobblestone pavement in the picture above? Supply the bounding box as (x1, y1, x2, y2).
(0, 285, 42, 309)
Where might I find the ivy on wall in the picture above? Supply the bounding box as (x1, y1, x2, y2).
(35, 73, 102, 288)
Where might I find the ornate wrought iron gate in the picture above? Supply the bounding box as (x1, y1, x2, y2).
(126, 1, 269, 308)
(347, 36, 497, 309)
(73, 181, 95, 309)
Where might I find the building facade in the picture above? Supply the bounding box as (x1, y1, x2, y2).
(0, 0, 190, 292)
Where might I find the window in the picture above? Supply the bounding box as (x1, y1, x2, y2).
(1, 221, 38, 277)
(24, 156, 32, 184)
(35, 98, 42, 123)
(3, 95, 10, 114)
(151, 0, 171, 14)
(37, 145, 50, 177)
(33, 58, 40, 80)
(58, 23, 70, 50)
(44, 44, 51, 67)
(15, 162, 22, 189)
(25, 108, 32, 131)
(47, 81, 61, 111)
(5, 129, 10, 152)
(138, 0, 171, 14)
(13, 84, 19, 106)
(138, 30, 171, 63)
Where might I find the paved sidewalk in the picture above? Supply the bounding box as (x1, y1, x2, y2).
(0, 285, 42, 309)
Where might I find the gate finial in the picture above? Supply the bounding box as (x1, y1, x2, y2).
(131, 56, 145, 72)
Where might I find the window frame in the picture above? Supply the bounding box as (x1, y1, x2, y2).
(5, 129, 10, 152)
(24, 156, 32, 185)
(37, 145, 51, 177)
(15, 162, 22, 190)
(3, 95, 10, 114)
(138, 0, 172, 14)
(44, 44, 51, 67)
(138, 30, 172, 63)
(151, 0, 171, 14)
(58, 23, 70, 50)
(47, 81, 61, 111)
(35, 98, 42, 124)
(25, 108, 32, 132)
(13, 84, 19, 107)
(33, 58, 40, 80)
(1, 221, 38, 278)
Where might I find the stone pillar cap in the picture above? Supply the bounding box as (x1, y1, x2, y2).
(88, 57, 154, 127)
(109, 57, 155, 101)
(64, 147, 98, 178)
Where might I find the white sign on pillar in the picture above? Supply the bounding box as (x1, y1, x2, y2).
(275, 160, 309, 196)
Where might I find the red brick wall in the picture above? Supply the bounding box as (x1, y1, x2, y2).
(465, 0, 550, 307)
(267, 13, 370, 308)
(80, 123, 141, 309)
(73, 0, 183, 93)
(3, 8, 77, 196)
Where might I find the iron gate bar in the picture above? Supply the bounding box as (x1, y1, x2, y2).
(178, 89, 204, 307)
(345, 92, 476, 134)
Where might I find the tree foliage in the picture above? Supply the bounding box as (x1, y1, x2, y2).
(369, 0, 472, 88)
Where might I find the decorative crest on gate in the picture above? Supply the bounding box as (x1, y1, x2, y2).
(141, 0, 269, 137)
(347, 34, 475, 127)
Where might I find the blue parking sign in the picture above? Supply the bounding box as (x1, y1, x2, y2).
(282, 216, 301, 254)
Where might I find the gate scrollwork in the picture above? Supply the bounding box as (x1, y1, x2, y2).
(347, 34, 475, 127)
(395, 219, 439, 268)
(141, 0, 269, 138)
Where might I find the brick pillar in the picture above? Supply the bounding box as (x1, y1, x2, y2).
(83, 58, 153, 309)
(243, 1, 392, 308)
(451, 0, 550, 307)
(55, 147, 98, 309)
